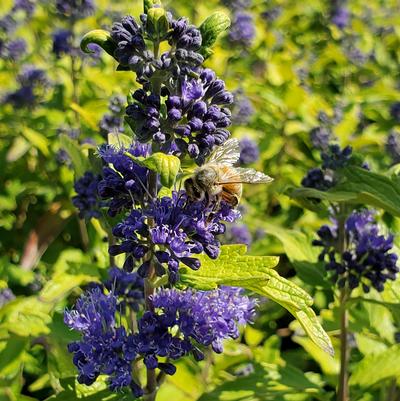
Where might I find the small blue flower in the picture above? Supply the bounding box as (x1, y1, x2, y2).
(229, 12, 255, 47)
(310, 127, 331, 151)
(225, 224, 252, 246)
(4, 38, 26, 60)
(52, 29, 73, 58)
(386, 131, 400, 164)
(0, 288, 15, 308)
(65, 288, 139, 392)
(72, 172, 102, 219)
(55, 0, 95, 18)
(331, 6, 350, 29)
(231, 91, 254, 126)
(99, 95, 125, 137)
(313, 210, 399, 292)
(390, 102, 400, 123)
(239, 138, 259, 165)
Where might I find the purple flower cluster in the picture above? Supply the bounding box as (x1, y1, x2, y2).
(313, 210, 399, 292)
(97, 143, 151, 217)
(126, 69, 233, 164)
(111, 191, 240, 283)
(331, 6, 350, 29)
(224, 224, 252, 246)
(66, 286, 254, 396)
(229, 12, 255, 47)
(386, 131, 400, 164)
(0, 0, 35, 60)
(104, 267, 144, 313)
(2, 38, 26, 60)
(52, 29, 73, 58)
(239, 137, 259, 165)
(64, 288, 142, 396)
(302, 144, 353, 190)
(221, 0, 252, 11)
(110, 14, 203, 84)
(99, 94, 125, 138)
(0, 288, 15, 307)
(231, 90, 254, 125)
(261, 6, 282, 23)
(55, 0, 95, 19)
(310, 127, 332, 151)
(3, 65, 49, 108)
(390, 102, 400, 123)
(72, 171, 102, 219)
(135, 287, 255, 368)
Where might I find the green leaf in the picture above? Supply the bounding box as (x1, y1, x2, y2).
(143, 0, 161, 13)
(70, 103, 98, 130)
(125, 152, 180, 188)
(291, 167, 400, 217)
(350, 344, 400, 387)
(146, 7, 169, 41)
(335, 167, 400, 216)
(59, 135, 91, 178)
(180, 245, 333, 355)
(261, 223, 329, 288)
(199, 12, 230, 58)
(22, 127, 50, 157)
(39, 272, 98, 303)
(80, 29, 116, 56)
(0, 336, 28, 378)
(107, 132, 132, 149)
(0, 297, 52, 337)
(197, 362, 328, 401)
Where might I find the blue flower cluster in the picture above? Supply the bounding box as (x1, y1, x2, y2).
(228, 12, 255, 47)
(310, 127, 332, 151)
(97, 143, 151, 217)
(331, 5, 350, 29)
(111, 191, 240, 283)
(104, 266, 144, 313)
(239, 137, 259, 165)
(313, 210, 399, 292)
(0, 0, 35, 61)
(72, 171, 102, 219)
(99, 94, 126, 138)
(52, 29, 73, 58)
(66, 286, 255, 396)
(3, 65, 49, 108)
(55, 0, 95, 19)
(231, 90, 254, 126)
(224, 224, 252, 246)
(110, 14, 203, 83)
(135, 287, 255, 366)
(390, 102, 400, 123)
(126, 68, 233, 164)
(0, 288, 15, 308)
(386, 131, 400, 165)
(301, 144, 353, 190)
(64, 288, 142, 396)
(221, 0, 252, 11)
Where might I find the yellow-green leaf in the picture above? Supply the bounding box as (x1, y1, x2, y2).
(180, 245, 333, 355)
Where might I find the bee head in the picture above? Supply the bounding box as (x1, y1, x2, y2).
(195, 167, 218, 190)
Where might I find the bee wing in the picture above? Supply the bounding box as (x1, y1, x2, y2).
(217, 167, 273, 184)
(207, 138, 241, 166)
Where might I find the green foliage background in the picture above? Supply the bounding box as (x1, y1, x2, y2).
(1, 0, 400, 400)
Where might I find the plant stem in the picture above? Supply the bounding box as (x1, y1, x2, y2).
(338, 288, 349, 401)
(388, 379, 397, 401)
(337, 203, 349, 401)
(144, 170, 158, 401)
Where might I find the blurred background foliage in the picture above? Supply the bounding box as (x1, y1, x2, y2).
(1, 0, 400, 400)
